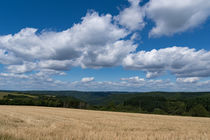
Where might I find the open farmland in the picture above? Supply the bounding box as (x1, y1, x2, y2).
(0, 106, 210, 140)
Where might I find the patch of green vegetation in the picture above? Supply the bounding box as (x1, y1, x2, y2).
(0, 92, 89, 109)
(0, 92, 9, 99)
(0, 92, 37, 100)
(0, 133, 24, 140)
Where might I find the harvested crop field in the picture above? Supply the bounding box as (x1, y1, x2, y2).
(0, 106, 210, 140)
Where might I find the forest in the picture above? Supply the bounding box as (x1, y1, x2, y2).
(0, 91, 210, 117)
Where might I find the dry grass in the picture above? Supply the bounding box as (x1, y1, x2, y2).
(0, 106, 210, 140)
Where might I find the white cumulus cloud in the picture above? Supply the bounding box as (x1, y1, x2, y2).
(145, 0, 210, 37)
(81, 77, 95, 83)
(0, 11, 136, 73)
(116, 0, 145, 31)
(176, 77, 200, 83)
(121, 76, 145, 82)
(123, 46, 210, 78)
(0, 0, 210, 91)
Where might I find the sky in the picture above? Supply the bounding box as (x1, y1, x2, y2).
(0, 0, 210, 91)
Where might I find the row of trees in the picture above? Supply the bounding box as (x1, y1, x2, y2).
(0, 94, 88, 109)
(93, 96, 210, 117)
(1, 93, 210, 117)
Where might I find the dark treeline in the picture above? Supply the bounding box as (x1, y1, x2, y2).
(0, 94, 88, 109)
(94, 95, 210, 117)
(0, 91, 210, 117)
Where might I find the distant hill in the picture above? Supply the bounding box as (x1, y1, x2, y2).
(20, 90, 210, 105)
(0, 91, 88, 109)
(0, 91, 210, 117)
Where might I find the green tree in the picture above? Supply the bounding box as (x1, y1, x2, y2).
(166, 101, 186, 115)
(189, 104, 209, 117)
(153, 108, 167, 115)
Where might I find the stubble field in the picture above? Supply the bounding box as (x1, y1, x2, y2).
(0, 106, 210, 140)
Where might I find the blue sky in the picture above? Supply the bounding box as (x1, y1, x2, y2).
(0, 0, 210, 91)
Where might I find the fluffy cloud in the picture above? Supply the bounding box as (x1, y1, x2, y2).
(123, 47, 210, 78)
(0, 70, 66, 90)
(0, 12, 136, 73)
(116, 0, 145, 31)
(38, 60, 73, 71)
(1, 0, 210, 91)
(145, 0, 210, 37)
(1, 74, 209, 91)
(80, 40, 136, 68)
(121, 76, 144, 82)
(81, 77, 95, 83)
(7, 62, 37, 73)
(0, 49, 21, 65)
(67, 77, 210, 92)
(0, 73, 29, 79)
(1, 1, 210, 77)
(176, 77, 200, 83)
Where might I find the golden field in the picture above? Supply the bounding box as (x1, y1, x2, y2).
(0, 106, 210, 140)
